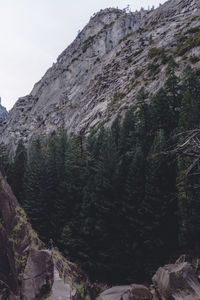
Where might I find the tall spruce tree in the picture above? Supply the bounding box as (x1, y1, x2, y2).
(8, 140, 27, 203)
(177, 86, 200, 247)
(78, 128, 121, 282)
(0, 143, 9, 176)
(145, 130, 178, 268)
(23, 138, 47, 240)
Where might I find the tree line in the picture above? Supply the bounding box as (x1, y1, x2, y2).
(1, 61, 200, 284)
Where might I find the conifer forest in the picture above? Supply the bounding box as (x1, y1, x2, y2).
(1, 61, 200, 284)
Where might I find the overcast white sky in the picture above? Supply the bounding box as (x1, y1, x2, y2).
(0, 0, 167, 110)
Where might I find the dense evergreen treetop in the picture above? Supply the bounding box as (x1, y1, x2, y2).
(1, 64, 200, 284)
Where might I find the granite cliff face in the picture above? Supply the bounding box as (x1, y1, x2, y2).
(1, 0, 200, 148)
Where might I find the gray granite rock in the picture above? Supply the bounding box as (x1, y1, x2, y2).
(153, 261, 200, 300)
(100, 286, 132, 300)
(22, 249, 54, 300)
(100, 284, 152, 300)
(1, 0, 200, 150)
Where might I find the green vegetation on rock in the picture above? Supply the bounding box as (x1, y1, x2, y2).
(175, 30, 200, 56)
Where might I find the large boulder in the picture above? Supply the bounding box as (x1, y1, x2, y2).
(131, 284, 152, 300)
(152, 261, 200, 300)
(100, 285, 152, 300)
(22, 248, 54, 300)
(100, 286, 132, 300)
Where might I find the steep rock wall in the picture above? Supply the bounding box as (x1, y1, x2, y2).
(1, 0, 200, 148)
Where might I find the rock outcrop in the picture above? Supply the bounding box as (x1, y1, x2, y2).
(100, 286, 132, 300)
(0, 171, 92, 299)
(1, 0, 200, 149)
(100, 285, 152, 300)
(99, 258, 200, 300)
(153, 261, 200, 300)
(22, 249, 54, 300)
(46, 267, 76, 300)
(131, 284, 152, 300)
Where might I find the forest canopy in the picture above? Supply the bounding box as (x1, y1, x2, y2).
(1, 63, 200, 284)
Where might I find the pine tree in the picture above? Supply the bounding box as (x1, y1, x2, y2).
(177, 87, 200, 247)
(0, 143, 9, 176)
(145, 130, 178, 268)
(165, 58, 181, 128)
(23, 138, 47, 240)
(179, 90, 198, 131)
(182, 66, 200, 101)
(165, 58, 180, 102)
(135, 87, 152, 154)
(123, 144, 147, 281)
(44, 132, 61, 240)
(52, 130, 69, 239)
(78, 128, 121, 282)
(8, 140, 27, 203)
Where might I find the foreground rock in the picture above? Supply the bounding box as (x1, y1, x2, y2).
(100, 284, 152, 300)
(47, 266, 76, 300)
(100, 258, 200, 300)
(100, 286, 131, 300)
(153, 261, 200, 300)
(131, 284, 152, 300)
(22, 249, 54, 300)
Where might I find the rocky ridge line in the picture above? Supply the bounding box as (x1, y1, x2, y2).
(1, 0, 200, 149)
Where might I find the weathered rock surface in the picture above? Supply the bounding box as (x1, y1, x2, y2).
(100, 284, 152, 300)
(100, 258, 200, 300)
(47, 266, 76, 300)
(131, 284, 152, 300)
(152, 261, 200, 300)
(1, 0, 200, 149)
(100, 286, 132, 300)
(22, 249, 54, 300)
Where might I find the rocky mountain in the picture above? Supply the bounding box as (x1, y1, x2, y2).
(1, 0, 200, 149)
(0, 171, 93, 300)
(0, 97, 7, 125)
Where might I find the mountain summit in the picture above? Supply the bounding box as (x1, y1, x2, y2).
(1, 0, 200, 148)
